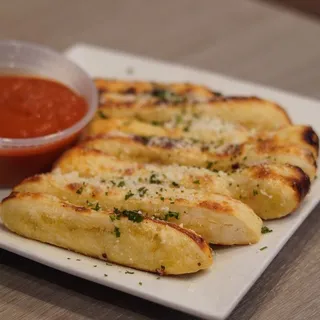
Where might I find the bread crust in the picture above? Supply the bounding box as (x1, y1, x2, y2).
(55, 147, 311, 219)
(14, 172, 263, 245)
(0, 192, 213, 274)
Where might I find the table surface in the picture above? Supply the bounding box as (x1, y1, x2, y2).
(1, 1, 320, 319)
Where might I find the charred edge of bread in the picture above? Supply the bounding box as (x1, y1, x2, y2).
(1, 191, 209, 252)
(302, 126, 319, 156)
(251, 164, 311, 204)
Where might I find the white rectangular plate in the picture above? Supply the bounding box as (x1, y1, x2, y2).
(1, 43, 320, 320)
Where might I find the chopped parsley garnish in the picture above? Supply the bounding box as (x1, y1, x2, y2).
(160, 196, 165, 201)
(114, 226, 121, 237)
(97, 110, 108, 119)
(125, 190, 134, 200)
(93, 202, 101, 211)
(253, 189, 259, 196)
(164, 211, 180, 221)
(109, 214, 119, 222)
(114, 208, 144, 223)
(171, 181, 180, 188)
(110, 180, 116, 186)
(139, 282, 142, 286)
(86, 200, 101, 211)
(151, 120, 162, 126)
(206, 161, 213, 170)
(105, 191, 109, 196)
(125, 271, 135, 274)
(101, 178, 106, 183)
(138, 186, 148, 197)
(261, 226, 273, 234)
(118, 181, 125, 187)
(76, 182, 86, 195)
(183, 125, 190, 132)
(149, 173, 161, 184)
(260, 246, 268, 251)
(151, 88, 186, 104)
(124, 210, 144, 223)
(104, 274, 108, 277)
(193, 180, 200, 184)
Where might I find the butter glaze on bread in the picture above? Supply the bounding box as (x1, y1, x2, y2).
(80, 133, 317, 180)
(0, 192, 212, 274)
(95, 78, 218, 104)
(86, 117, 319, 158)
(98, 96, 291, 130)
(14, 172, 263, 245)
(55, 147, 311, 219)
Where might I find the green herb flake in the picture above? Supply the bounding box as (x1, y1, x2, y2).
(151, 120, 161, 126)
(76, 182, 87, 195)
(138, 186, 148, 197)
(164, 211, 180, 221)
(193, 180, 200, 184)
(260, 246, 268, 251)
(92, 202, 101, 211)
(105, 191, 109, 196)
(114, 226, 121, 238)
(261, 226, 273, 234)
(206, 161, 213, 170)
(125, 271, 135, 274)
(125, 210, 144, 223)
(118, 181, 125, 187)
(125, 190, 134, 200)
(171, 181, 180, 188)
(97, 110, 108, 119)
(114, 208, 144, 223)
(183, 126, 190, 132)
(253, 189, 259, 196)
(110, 180, 116, 186)
(149, 173, 161, 184)
(86, 200, 101, 211)
(139, 282, 142, 286)
(104, 274, 108, 277)
(160, 196, 165, 201)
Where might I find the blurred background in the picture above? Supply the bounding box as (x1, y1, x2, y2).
(0, 0, 319, 98)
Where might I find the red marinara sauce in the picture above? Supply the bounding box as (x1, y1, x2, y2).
(0, 76, 87, 138)
(0, 76, 88, 187)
